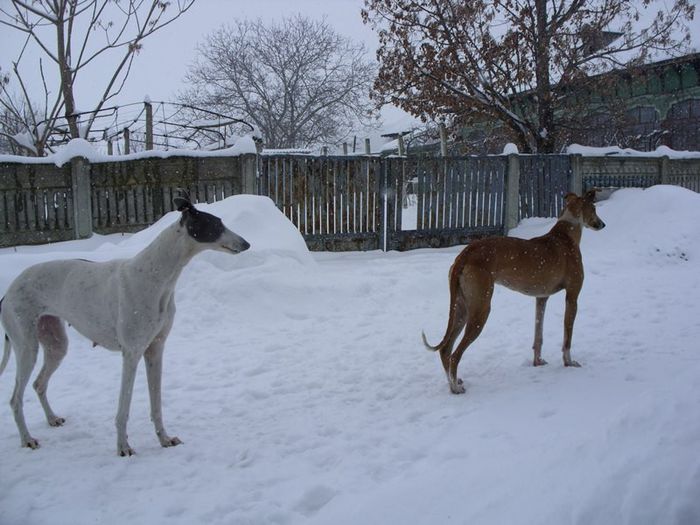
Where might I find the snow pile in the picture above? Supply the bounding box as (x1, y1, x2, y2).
(121, 194, 312, 268)
(1, 186, 699, 525)
(513, 185, 700, 265)
(501, 142, 519, 154)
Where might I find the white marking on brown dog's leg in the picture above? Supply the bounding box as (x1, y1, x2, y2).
(533, 297, 548, 366)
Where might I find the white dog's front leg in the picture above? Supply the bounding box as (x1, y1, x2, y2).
(144, 342, 182, 448)
(116, 351, 141, 456)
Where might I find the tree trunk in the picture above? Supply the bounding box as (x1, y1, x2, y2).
(55, 8, 80, 139)
(534, 0, 555, 153)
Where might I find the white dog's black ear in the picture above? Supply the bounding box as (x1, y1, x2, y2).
(173, 196, 192, 212)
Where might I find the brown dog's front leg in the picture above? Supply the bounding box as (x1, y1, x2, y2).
(562, 292, 581, 367)
(532, 297, 548, 366)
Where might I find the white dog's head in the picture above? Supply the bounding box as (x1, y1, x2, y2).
(173, 194, 250, 254)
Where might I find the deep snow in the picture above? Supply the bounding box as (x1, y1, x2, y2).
(1, 187, 699, 525)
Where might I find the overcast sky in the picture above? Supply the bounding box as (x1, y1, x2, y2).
(0, 0, 697, 141)
(0, 0, 377, 106)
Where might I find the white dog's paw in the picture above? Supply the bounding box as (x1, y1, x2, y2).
(48, 416, 66, 427)
(118, 445, 136, 457)
(22, 437, 40, 450)
(161, 436, 183, 448)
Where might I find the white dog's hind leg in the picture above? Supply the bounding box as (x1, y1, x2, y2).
(115, 351, 142, 456)
(34, 316, 69, 427)
(10, 334, 40, 449)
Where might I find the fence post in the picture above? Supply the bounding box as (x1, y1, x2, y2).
(397, 135, 406, 157)
(570, 153, 583, 194)
(660, 155, 670, 185)
(378, 157, 398, 251)
(123, 128, 130, 154)
(504, 154, 520, 232)
(364, 138, 371, 155)
(70, 156, 93, 239)
(439, 123, 448, 157)
(145, 101, 153, 151)
(241, 153, 258, 194)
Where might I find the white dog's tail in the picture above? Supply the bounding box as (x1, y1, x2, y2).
(0, 335, 9, 377)
(0, 295, 9, 376)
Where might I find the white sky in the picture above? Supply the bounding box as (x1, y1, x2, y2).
(0, 0, 697, 140)
(0, 0, 375, 106)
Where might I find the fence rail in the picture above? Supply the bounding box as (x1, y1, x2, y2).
(1, 152, 699, 250)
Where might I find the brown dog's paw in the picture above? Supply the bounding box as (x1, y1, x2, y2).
(449, 382, 466, 394)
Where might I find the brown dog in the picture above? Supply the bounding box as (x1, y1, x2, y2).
(423, 190, 605, 394)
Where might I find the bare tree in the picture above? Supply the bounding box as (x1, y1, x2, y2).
(362, 0, 695, 153)
(0, 0, 194, 156)
(179, 15, 378, 150)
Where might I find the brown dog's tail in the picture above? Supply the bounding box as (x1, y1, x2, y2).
(422, 260, 465, 353)
(421, 330, 440, 351)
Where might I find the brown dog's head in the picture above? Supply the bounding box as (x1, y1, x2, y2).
(563, 190, 606, 230)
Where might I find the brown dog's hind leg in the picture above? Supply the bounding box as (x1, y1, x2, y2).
(447, 272, 493, 394)
(438, 295, 467, 382)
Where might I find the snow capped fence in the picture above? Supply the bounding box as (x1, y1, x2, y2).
(0, 161, 74, 246)
(89, 155, 255, 234)
(581, 156, 700, 193)
(0, 151, 699, 249)
(0, 153, 257, 247)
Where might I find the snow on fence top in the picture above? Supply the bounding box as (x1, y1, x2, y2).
(566, 143, 700, 159)
(0, 136, 259, 167)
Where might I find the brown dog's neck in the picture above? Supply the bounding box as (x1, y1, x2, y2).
(549, 217, 583, 246)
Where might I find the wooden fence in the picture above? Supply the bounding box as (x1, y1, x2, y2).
(386, 156, 507, 250)
(0, 154, 256, 247)
(518, 155, 571, 220)
(258, 155, 508, 251)
(90, 155, 252, 234)
(581, 156, 700, 193)
(259, 155, 384, 251)
(0, 161, 74, 246)
(1, 152, 699, 250)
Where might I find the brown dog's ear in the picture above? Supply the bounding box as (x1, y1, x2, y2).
(564, 192, 578, 205)
(584, 188, 599, 202)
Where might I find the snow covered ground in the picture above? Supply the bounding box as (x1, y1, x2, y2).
(1, 186, 699, 525)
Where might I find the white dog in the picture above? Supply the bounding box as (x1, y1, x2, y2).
(0, 194, 249, 456)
